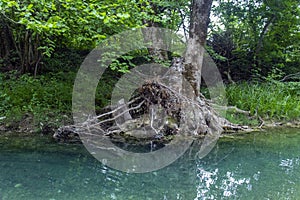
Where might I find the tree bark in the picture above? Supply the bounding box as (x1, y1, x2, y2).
(183, 0, 213, 97)
(142, 24, 170, 61)
(254, 15, 276, 68)
(54, 0, 251, 146)
(0, 17, 17, 71)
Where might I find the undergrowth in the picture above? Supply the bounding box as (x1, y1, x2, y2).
(1, 70, 299, 133)
(0, 70, 117, 133)
(226, 81, 300, 122)
(0, 71, 74, 131)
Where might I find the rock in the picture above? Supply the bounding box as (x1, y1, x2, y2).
(53, 126, 81, 143)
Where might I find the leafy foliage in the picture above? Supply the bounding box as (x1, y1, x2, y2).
(0, 0, 299, 133)
(0, 0, 188, 74)
(209, 0, 300, 81)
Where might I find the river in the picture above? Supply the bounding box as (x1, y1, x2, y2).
(0, 128, 299, 199)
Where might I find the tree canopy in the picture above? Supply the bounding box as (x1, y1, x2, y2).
(209, 0, 300, 81)
(1, 0, 299, 80)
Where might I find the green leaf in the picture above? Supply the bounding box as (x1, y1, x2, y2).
(51, 3, 56, 11)
(103, 17, 109, 24)
(27, 4, 33, 10)
(116, 13, 130, 19)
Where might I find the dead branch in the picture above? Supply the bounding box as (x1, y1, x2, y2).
(212, 104, 250, 115)
(94, 100, 145, 126)
(54, 80, 251, 145)
(280, 72, 300, 82)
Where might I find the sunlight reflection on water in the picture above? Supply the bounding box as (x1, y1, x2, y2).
(194, 166, 257, 200)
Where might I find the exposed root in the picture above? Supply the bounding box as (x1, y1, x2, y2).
(54, 80, 251, 145)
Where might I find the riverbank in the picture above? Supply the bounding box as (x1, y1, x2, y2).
(0, 72, 299, 137)
(0, 70, 118, 136)
(1, 112, 299, 143)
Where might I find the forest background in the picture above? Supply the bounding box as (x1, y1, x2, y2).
(0, 0, 299, 134)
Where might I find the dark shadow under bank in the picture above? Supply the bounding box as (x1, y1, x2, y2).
(0, 112, 299, 136)
(0, 127, 299, 156)
(0, 118, 299, 149)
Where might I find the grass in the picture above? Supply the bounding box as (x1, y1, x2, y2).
(226, 81, 300, 121)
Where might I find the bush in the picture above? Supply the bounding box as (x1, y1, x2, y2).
(0, 71, 74, 130)
(0, 70, 119, 132)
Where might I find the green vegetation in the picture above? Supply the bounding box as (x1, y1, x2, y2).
(0, 71, 74, 131)
(226, 81, 300, 121)
(1, 70, 299, 132)
(0, 70, 118, 132)
(0, 0, 299, 132)
(210, 0, 300, 80)
(0, 0, 188, 74)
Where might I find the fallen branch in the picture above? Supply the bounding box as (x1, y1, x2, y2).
(212, 104, 250, 115)
(281, 72, 300, 82)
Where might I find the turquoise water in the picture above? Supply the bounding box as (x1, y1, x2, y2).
(0, 128, 299, 200)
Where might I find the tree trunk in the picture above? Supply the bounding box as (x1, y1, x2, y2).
(142, 23, 170, 61)
(0, 17, 17, 71)
(142, 10, 169, 62)
(0, 17, 42, 74)
(183, 0, 213, 97)
(54, 0, 251, 149)
(254, 15, 276, 69)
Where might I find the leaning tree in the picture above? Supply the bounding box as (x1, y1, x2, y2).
(54, 0, 248, 150)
